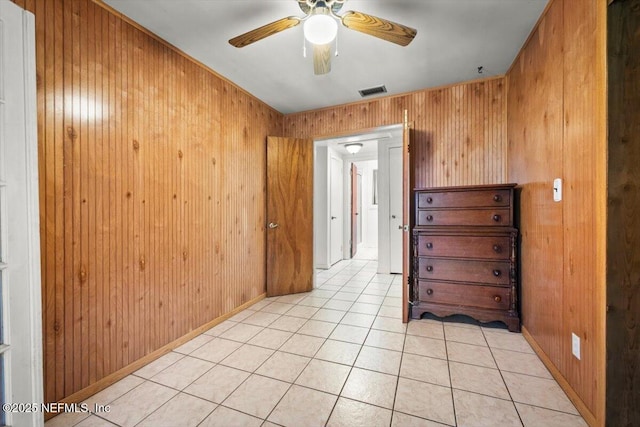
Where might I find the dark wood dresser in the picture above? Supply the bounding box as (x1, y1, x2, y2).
(411, 184, 520, 332)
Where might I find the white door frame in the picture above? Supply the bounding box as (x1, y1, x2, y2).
(313, 124, 403, 272)
(356, 170, 362, 245)
(388, 145, 403, 273)
(0, 2, 44, 426)
(329, 152, 343, 265)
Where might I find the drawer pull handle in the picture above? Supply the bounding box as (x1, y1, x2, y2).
(493, 269, 501, 277)
(493, 214, 501, 222)
(426, 215, 433, 222)
(493, 244, 501, 253)
(494, 295, 502, 303)
(426, 289, 433, 295)
(426, 265, 433, 272)
(493, 194, 502, 202)
(426, 196, 433, 204)
(426, 242, 433, 249)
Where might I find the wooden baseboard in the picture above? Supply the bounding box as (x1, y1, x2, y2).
(45, 293, 266, 421)
(521, 326, 600, 427)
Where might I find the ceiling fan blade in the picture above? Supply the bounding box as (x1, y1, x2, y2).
(229, 16, 301, 48)
(313, 44, 332, 75)
(341, 11, 416, 47)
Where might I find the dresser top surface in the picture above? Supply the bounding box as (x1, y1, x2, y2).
(414, 183, 517, 192)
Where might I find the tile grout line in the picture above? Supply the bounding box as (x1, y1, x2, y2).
(319, 261, 390, 426)
(388, 315, 409, 427)
(443, 323, 459, 426)
(481, 326, 525, 427)
(321, 261, 373, 426)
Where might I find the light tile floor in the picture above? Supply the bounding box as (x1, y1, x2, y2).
(46, 259, 588, 427)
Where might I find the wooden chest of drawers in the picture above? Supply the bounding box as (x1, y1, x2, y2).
(411, 184, 520, 332)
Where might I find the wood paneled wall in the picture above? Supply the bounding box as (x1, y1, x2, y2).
(284, 77, 507, 189)
(13, 0, 282, 403)
(607, 0, 640, 424)
(506, 0, 607, 425)
(507, 0, 565, 372)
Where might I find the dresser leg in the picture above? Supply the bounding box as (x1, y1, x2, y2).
(505, 317, 521, 332)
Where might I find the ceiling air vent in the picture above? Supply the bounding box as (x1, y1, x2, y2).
(358, 85, 387, 97)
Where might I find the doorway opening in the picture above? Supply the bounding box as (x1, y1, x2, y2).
(313, 124, 403, 277)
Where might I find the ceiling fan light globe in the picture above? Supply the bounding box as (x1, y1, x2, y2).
(345, 143, 363, 154)
(304, 14, 338, 45)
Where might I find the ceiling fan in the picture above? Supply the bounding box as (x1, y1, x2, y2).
(228, 0, 417, 75)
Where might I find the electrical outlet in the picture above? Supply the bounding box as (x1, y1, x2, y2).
(572, 332, 581, 360)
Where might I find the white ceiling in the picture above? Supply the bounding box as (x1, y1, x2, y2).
(103, 0, 548, 114)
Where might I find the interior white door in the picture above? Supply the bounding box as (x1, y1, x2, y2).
(0, 2, 43, 426)
(330, 155, 343, 265)
(389, 146, 403, 273)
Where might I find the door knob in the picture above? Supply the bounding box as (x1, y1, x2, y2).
(268, 222, 279, 229)
(391, 215, 396, 219)
(331, 216, 337, 220)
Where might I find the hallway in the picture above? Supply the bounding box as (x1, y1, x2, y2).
(351, 246, 377, 261)
(47, 260, 586, 427)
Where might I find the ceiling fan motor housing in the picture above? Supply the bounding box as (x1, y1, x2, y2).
(298, 0, 345, 15)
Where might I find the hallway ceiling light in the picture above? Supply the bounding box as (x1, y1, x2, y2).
(345, 143, 363, 154)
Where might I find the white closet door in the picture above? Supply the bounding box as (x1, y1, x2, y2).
(330, 155, 343, 265)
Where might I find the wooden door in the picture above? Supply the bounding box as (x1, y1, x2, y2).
(350, 163, 358, 257)
(266, 137, 314, 297)
(402, 115, 412, 323)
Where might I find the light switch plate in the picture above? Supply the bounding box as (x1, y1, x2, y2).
(554, 178, 562, 202)
(572, 332, 581, 360)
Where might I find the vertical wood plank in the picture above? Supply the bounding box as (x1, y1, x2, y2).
(85, 0, 96, 388)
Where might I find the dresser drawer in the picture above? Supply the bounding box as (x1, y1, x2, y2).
(417, 281, 510, 311)
(416, 234, 511, 259)
(417, 189, 511, 208)
(417, 208, 511, 226)
(417, 258, 510, 285)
